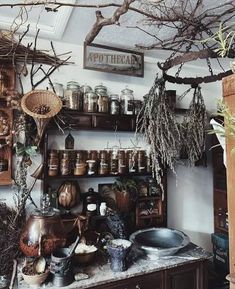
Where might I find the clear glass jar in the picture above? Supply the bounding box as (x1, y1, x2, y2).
(83, 91, 98, 112)
(118, 150, 127, 174)
(127, 150, 137, 173)
(95, 84, 109, 113)
(64, 81, 83, 111)
(74, 151, 87, 176)
(110, 94, 120, 115)
(99, 150, 109, 175)
(52, 82, 65, 104)
(110, 149, 118, 175)
(137, 150, 146, 173)
(120, 87, 134, 115)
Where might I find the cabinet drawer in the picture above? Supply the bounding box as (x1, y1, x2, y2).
(62, 114, 92, 129)
(93, 271, 163, 289)
(93, 115, 135, 131)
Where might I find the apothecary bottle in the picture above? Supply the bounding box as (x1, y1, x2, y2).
(80, 84, 92, 100)
(127, 150, 137, 173)
(74, 151, 87, 176)
(99, 150, 109, 175)
(110, 94, 120, 115)
(48, 150, 59, 176)
(120, 87, 134, 115)
(110, 149, 118, 175)
(86, 150, 98, 175)
(83, 91, 98, 112)
(137, 150, 146, 173)
(60, 152, 70, 176)
(95, 84, 109, 113)
(118, 150, 127, 174)
(64, 81, 83, 111)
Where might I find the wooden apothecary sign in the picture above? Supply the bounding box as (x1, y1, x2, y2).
(83, 43, 144, 77)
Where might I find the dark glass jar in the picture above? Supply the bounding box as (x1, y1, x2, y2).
(60, 152, 70, 176)
(110, 94, 120, 115)
(48, 150, 59, 176)
(95, 84, 109, 113)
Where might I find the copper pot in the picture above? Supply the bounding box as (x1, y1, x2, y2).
(19, 209, 66, 257)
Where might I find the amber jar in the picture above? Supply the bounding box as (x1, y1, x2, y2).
(74, 151, 87, 176)
(110, 150, 118, 175)
(118, 150, 127, 174)
(137, 150, 147, 173)
(19, 209, 66, 257)
(127, 150, 137, 173)
(60, 152, 70, 176)
(99, 150, 109, 175)
(48, 150, 59, 176)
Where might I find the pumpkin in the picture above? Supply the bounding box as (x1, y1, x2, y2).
(58, 181, 80, 209)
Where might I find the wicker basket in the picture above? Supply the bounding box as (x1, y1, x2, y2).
(21, 90, 62, 142)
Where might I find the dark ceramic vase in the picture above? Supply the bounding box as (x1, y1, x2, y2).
(50, 248, 74, 287)
(106, 239, 132, 272)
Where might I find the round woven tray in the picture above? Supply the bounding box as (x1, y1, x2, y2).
(21, 90, 62, 119)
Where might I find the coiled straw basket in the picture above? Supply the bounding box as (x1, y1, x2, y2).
(21, 90, 62, 144)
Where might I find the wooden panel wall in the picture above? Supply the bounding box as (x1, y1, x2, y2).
(222, 74, 235, 288)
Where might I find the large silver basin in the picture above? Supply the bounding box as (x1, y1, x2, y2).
(130, 228, 190, 259)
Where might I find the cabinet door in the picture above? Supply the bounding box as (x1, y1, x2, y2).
(92, 271, 164, 289)
(166, 262, 203, 289)
(93, 115, 135, 131)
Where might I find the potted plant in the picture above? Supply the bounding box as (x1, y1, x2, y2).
(112, 177, 138, 213)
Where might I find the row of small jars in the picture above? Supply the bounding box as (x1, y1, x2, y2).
(47, 149, 151, 177)
(52, 82, 142, 115)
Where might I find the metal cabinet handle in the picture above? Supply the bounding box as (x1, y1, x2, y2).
(136, 285, 141, 289)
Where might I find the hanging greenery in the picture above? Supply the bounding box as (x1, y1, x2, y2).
(136, 75, 181, 187)
(181, 86, 207, 165)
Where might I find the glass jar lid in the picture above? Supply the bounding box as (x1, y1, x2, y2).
(80, 84, 92, 94)
(121, 86, 133, 94)
(67, 81, 80, 89)
(94, 83, 107, 94)
(110, 94, 119, 100)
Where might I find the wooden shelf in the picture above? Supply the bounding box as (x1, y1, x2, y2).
(138, 196, 161, 201)
(46, 172, 151, 180)
(138, 214, 161, 219)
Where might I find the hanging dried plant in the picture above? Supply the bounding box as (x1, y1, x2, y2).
(181, 86, 207, 165)
(136, 75, 181, 188)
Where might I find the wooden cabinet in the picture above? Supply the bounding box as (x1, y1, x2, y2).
(212, 134, 228, 233)
(88, 261, 207, 289)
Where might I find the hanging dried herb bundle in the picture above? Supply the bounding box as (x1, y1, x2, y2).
(136, 75, 181, 187)
(181, 86, 207, 165)
(0, 202, 23, 276)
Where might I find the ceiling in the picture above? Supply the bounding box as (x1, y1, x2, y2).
(0, 0, 233, 60)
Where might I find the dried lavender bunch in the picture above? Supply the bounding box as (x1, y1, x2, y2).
(136, 75, 181, 188)
(181, 86, 207, 165)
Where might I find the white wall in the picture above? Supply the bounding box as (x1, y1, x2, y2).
(0, 37, 229, 251)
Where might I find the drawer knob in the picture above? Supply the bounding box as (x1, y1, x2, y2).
(136, 285, 141, 289)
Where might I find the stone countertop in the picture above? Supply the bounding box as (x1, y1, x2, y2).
(17, 243, 211, 289)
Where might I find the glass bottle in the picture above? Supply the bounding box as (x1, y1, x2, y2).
(110, 149, 118, 175)
(60, 152, 70, 176)
(120, 86, 134, 115)
(137, 150, 147, 173)
(95, 84, 109, 113)
(64, 81, 83, 111)
(52, 82, 65, 105)
(74, 151, 87, 176)
(80, 84, 92, 101)
(48, 150, 59, 176)
(65, 132, 74, 150)
(99, 150, 109, 175)
(127, 150, 137, 173)
(83, 91, 98, 112)
(110, 94, 120, 115)
(118, 150, 127, 174)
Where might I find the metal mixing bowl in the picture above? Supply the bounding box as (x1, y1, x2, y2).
(130, 227, 190, 259)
